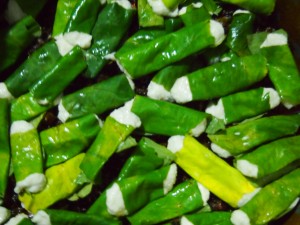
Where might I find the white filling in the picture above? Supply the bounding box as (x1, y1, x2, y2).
(54, 34, 74, 56)
(147, 0, 179, 17)
(233, 9, 250, 15)
(221, 56, 231, 62)
(189, 119, 207, 137)
(0, 83, 14, 100)
(104, 52, 116, 61)
(192, 2, 203, 8)
(110, 99, 141, 128)
(167, 135, 185, 153)
(14, 173, 47, 194)
(99, 0, 106, 4)
(10, 120, 34, 135)
(210, 143, 232, 158)
(262, 88, 280, 109)
(289, 197, 300, 210)
(55, 32, 92, 56)
(205, 100, 225, 121)
(0, 207, 10, 224)
(115, 59, 133, 79)
(210, 20, 225, 46)
(106, 183, 128, 216)
(230, 210, 251, 225)
(31, 211, 51, 225)
(236, 159, 258, 178)
(4, 0, 26, 24)
(170, 76, 193, 103)
(125, 75, 135, 90)
(178, 6, 187, 15)
(197, 182, 210, 206)
(57, 100, 70, 123)
(260, 33, 288, 48)
(4, 213, 27, 225)
(180, 216, 194, 225)
(282, 101, 294, 109)
(111, 0, 132, 9)
(147, 81, 173, 101)
(163, 164, 177, 194)
(238, 188, 261, 207)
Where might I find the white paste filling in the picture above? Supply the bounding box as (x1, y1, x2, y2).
(178, 3, 203, 16)
(10, 120, 34, 135)
(233, 9, 251, 15)
(262, 88, 281, 109)
(260, 33, 288, 48)
(32, 211, 51, 225)
(189, 119, 207, 137)
(125, 75, 135, 90)
(147, 81, 173, 101)
(55, 32, 92, 56)
(205, 99, 225, 121)
(167, 135, 185, 153)
(180, 216, 194, 225)
(0, 83, 14, 100)
(111, 0, 132, 9)
(170, 76, 193, 103)
(238, 188, 261, 207)
(110, 99, 141, 128)
(104, 52, 116, 61)
(289, 197, 300, 210)
(57, 100, 70, 123)
(0, 206, 10, 224)
(106, 183, 128, 216)
(210, 143, 232, 158)
(147, 0, 179, 17)
(230, 210, 251, 225)
(163, 164, 177, 194)
(14, 173, 47, 194)
(210, 20, 225, 46)
(4, 213, 27, 225)
(197, 182, 210, 206)
(236, 159, 258, 178)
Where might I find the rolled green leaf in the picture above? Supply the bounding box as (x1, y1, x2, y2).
(57, 74, 135, 122)
(225, 10, 255, 56)
(230, 168, 300, 225)
(205, 87, 281, 125)
(11, 0, 48, 18)
(219, 0, 276, 15)
(147, 59, 192, 101)
(80, 101, 141, 182)
(208, 114, 300, 158)
(128, 179, 210, 225)
(10, 92, 57, 122)
(235, 136, 300, 184)
(52, 0, 80, 36)
(117, 137, 175, 180)
(131, 95, 209, 137)
(248, 29, 300, 108)
(64, 0, 101, 34)
(116, 29, 168, 55)
(0, 99, 10, 204)
(179, 2, 211, 27)
(88, 164, 177, 217)
(171, 54, 268, 103)
(181, 211, 233, 225)
(0, 15, 41, 72)
(32, 209, 121, 225)
(19, 153, 85, 213)
(138, 0, 164, 27)
(84, 2, 135, 78)
(163, 17, 183, 32)
(29, 46, 86, 105)
(10, 120, 46, 194)
(115, 19, 225, 78)
(2, 41, 61, 98)
(40, 114, 101, 167)
(167, 135, 257, 208)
